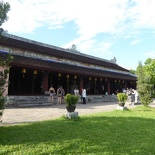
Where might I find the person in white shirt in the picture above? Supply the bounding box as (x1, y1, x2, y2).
(134, 89, 139, 103)
(82, 88, 86, 104)
(74, 87, 79, 96)
(130, 89, 139, 105)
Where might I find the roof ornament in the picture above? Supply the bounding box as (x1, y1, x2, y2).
(110, 57, 117, 63)
(67, 44, 80, 53)
(71, 44, 76, 50)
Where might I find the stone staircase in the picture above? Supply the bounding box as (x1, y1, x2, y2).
(6, 95, 117, 108)
(6, 96, 51, 107)
(87, 95, 117, 103)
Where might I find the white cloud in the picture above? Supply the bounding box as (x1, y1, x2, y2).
(2, 0, 155, 66)
(131, 0, 155, 29)
(144, 51, 155, 58)
(130, 39, 141, 45)
(62, 37, 113, 59)
(3, 0, 155, 36)
(82, 41, 113, 57)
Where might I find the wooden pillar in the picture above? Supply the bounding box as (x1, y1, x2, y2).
(94, 80, 97, 94)
(107, 79, 111, 95)
(43, 71, 48, 91)
(66, 74, 70, 94)
(79, 76, 83, 95)
(32, 77, 34, 95)
(124, 81, 127, 89)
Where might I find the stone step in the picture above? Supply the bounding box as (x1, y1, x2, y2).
(87, 95, 117, 103)
(6, 95, 118, 107)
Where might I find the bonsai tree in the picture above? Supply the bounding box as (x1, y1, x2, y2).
(64, 94, 79, 106)
(117, 93, 127, 105)
(64, 94, 79, 112)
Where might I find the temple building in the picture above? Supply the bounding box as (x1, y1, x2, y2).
(0, 33, 136, 96)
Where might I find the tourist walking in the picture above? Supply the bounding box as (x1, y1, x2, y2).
(57, 86, 63, 105)
(133, 89, 139, 104)
(126, 88, 132, 103)
(130, 89, 139, 106)
(81, 88, 83, 103)
(49, 85, 55, 105)
(61, 86, 65, 104)
(82, 88, 86, 104)
(74, 87, 79, 96)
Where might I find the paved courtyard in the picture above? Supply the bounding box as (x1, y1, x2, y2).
(1, 102, 154, 126)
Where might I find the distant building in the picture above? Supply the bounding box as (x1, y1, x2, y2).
(0, 33, 136, 96)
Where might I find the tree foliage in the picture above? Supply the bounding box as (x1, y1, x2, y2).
(0, 0, 10, 35)
(129, 69, 136, 74)
(145, 59, 155, 84)
(0, 54, 13, 118)
(144, 58, 152, 65)
(136, 61, 153, 107)
(0, 1, 11, 119)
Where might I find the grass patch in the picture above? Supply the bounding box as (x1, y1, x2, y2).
(0, 106, 155, 154)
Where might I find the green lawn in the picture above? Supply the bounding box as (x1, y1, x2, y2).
(0, 106, 155, 155)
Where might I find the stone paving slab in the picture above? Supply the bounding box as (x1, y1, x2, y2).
(1, 102, 154, 126)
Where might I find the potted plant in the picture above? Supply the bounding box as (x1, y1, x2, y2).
(64, 94, 79, 112)
(117, 93, 128, 107)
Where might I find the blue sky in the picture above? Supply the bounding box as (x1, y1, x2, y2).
(2, 0, 155, 70)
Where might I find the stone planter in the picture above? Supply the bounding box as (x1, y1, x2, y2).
(66, 105, 76, 112)
(118, 102, 125, 107)
(66, 112, 78, 119)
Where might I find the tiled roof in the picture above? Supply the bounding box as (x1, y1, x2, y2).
(0, 33, 129, 72)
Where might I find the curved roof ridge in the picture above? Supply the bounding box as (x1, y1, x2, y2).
(3, 33, 118, 65)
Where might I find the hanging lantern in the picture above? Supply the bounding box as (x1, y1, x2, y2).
(66, 74, 69, 79)
(58, 73, 61, 77)
(22, 68, 26, 78)
(33, 70, 38, 75)
(100, 78, 102, 81)
(22, 68, 26, 74)
(89, 77, 91, 81)
(74, 75, 77, 79)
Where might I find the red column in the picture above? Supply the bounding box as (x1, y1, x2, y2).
(107, 79, 111, 95)
(43, 71, 48, 91)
